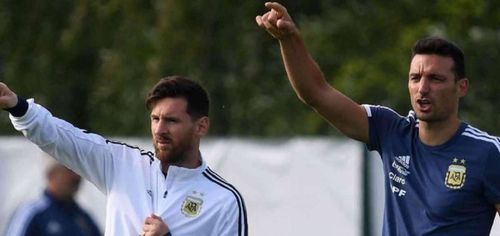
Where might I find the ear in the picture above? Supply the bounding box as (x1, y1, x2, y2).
(457, 78, 469, 97)
(195, 116, 209, 136)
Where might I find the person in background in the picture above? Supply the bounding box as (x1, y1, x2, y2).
(5, 157, 101, 236)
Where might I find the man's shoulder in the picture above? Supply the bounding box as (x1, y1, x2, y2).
(200, 167, 244, 200)
(364, 104, 417, 134)
(363, 104, 415, 122)
(105, 139, 155, 161)
(10, 195, 51, 224)
(459, 124, 500, 154)
(198, 166, 247, 223)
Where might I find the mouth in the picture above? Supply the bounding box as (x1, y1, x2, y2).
(156, 136, 173, 147)
(416, 98, 431, 112)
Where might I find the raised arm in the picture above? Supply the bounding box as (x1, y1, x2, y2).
(256, 2, 369, 142)
(1, 82, 113, 192)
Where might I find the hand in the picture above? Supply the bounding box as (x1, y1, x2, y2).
(141, 214, 169, 236)
(255, 2, 298, 40)
(0, 82, 18, 109)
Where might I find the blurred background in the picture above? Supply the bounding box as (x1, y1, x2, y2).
(1, 0, 499, 235)
(1, 0, 499, 136)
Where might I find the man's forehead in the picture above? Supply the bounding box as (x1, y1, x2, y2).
(409, 54, 454, 73)
(151, 97, 188, 114)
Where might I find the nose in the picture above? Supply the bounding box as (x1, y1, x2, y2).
(418, 77, 430, 95)
(154, 119, 169, 136)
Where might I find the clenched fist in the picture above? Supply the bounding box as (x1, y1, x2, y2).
(141, 214, 169, 236)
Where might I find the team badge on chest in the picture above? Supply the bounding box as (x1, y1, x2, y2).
(181, 194, 203, 217)
(444, 158, 467, 189)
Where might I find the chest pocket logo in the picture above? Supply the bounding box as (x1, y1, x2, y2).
(181, 196, 203, 217)
(444, 158, 467, 189)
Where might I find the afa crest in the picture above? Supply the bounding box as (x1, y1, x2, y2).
(444, 158, 466, 189)
(181, 195, 203, 217)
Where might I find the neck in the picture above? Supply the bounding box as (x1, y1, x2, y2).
(418, 118, 461, 146)
(160, 150, 202, 176)
(46, 188, 74, 202)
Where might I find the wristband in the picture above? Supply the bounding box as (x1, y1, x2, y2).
(4, 96, 28, 117)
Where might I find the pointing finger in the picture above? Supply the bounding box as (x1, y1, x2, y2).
(255, 15, 263, 26)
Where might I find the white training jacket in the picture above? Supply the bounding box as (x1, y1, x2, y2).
(10, 99, 248, 236)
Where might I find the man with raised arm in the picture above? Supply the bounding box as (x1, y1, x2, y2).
(256, 2, 500, 235)
(1, 76, 247, 236)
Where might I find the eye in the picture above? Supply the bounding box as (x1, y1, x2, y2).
(166, 118, 178, 124)
(151, 116, 159, 122)
(429, 75, 445, 82)
(409, 74, 420, 81)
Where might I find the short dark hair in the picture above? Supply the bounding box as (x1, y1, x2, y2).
(145, 75, 209, 120)
(411, 37, 466, 80)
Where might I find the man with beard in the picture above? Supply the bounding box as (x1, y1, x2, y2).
(5, 158, 101, 236)
(256, 2, 500, 235)
(0, 76, 247, 236)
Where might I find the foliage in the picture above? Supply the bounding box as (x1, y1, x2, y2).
(1, 0, 499, 136)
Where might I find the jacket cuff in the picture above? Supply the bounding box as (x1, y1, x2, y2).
(4, 96, 28, 117)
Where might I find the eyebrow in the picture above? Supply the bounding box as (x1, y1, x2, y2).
(409, 71, 446, 77)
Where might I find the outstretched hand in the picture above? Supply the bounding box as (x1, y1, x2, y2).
(255, 2, 298, 40)
(0, 82, 18, 109)
(141, 214, 169, 236)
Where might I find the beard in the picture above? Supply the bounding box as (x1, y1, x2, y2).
(413, 107, 450, 123)
(153, 135, 192, 165)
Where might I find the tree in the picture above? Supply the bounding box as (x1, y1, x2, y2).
(1, 0, 499, 136)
